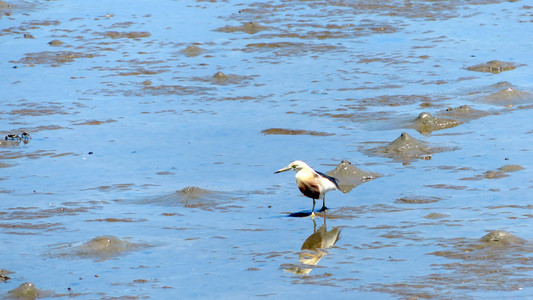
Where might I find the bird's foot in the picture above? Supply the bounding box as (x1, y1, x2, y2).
(318, 206, 328, 212)
(310, 211, 316, 219)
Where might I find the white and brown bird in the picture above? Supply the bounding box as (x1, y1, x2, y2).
(275, 160, 340, 217)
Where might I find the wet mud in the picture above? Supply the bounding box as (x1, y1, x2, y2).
(466, 60, 523, 74)
(461, 164, 525, 181)
(1, 0, 532, 299)
(410, 112, 462, 134)
(326, 160, 380, 193)
(368, 132, 450, 161)
(261, 128, 334, 136)
(7, 282, 53, 299)
(439, 105, 490, 121)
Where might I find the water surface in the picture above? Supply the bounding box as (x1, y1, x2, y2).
(1, 0, 532, 299)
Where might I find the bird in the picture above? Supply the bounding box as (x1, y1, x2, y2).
(275, 160, 340, 217)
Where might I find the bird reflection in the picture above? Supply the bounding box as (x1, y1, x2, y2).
(286, 217, 341, 275)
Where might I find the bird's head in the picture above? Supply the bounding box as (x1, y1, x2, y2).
(274, 160, 310, 174)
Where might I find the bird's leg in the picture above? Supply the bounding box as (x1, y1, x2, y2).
(311, 199, 316, 218)
(319, 196, 327, 212)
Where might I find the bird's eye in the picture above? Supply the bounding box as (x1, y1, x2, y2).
(291, 165, 296, 169)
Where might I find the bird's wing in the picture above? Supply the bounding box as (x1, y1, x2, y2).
(315, 170, 340, 189)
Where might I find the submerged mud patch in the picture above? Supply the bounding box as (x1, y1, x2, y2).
(326, 160, 380, 193)
(261, 128, 334, 136)
(242, 42, 339, 56)
(461, 164, 525, 181)
(12, 51, 95, 66)
(215, 22, 268, 34)
(364, 230, 532, 298)
(483, 87, 532, 106)
(395, 196, 443, 204)
(142, 186, 238, 212)
(94, 31, 151, 39)
(73, 119, 117, 126)
(51, 235, 143, 261)
(188, 71, 256, 86)
(439, 105, 490, 121)
(466, 60, 523, 74)
(181, 45, 205, 57)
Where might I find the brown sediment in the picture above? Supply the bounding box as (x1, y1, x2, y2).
(365, 230, 532, 297)
(242, 42, 338, 55)
(82, 183, 136, 192)
(181, 45, 205, 57)
(143, 186, 237, 212)
(48, 39, 63, 46)
(497, 164, 524, 172)
(424, 184, 468, 190)
(142, 84, 216, 96)
(483, 87, 532, 106)
(86, 218, 148, 223)
(395, 196, 442, 204)
(326, 160, 380, 193)
(461, 164, 525, 181)
(73, 119, 117, 125)
(215, 22, 268, 34)
(53, 235, 146, 262)
(11, 51, 95, 66)
(261, 128, 334, 136)
(95, 31, 151, 39)
(424, 213, 450, 219)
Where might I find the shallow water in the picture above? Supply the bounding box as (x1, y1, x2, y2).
(1, 0, 532, 299)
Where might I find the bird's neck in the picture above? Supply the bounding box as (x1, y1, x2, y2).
(295, 168, 315, 181)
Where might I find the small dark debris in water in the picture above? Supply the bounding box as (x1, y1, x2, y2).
(23, 32, 35, 39)
(3, 132, 30, 143)
(21, 132, 31, 140)
(0, 269, 11, 282)
(466, 60, 522, 74)
(5, 133, 20, 140)
(88, 152, 93, 155)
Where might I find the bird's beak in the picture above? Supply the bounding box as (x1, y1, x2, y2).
(274, 166, 291, 174)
